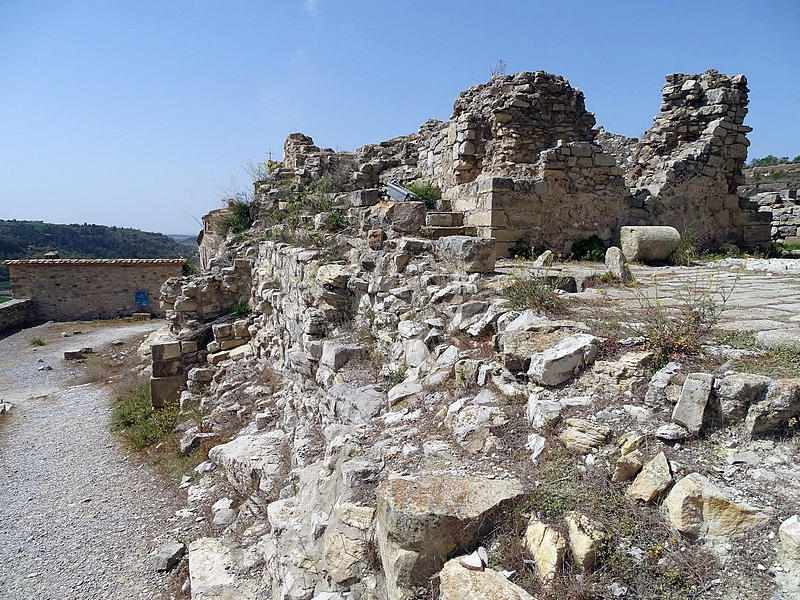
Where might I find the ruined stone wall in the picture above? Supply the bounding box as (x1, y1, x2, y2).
(0, 298, 35, 334)
(5, 259, 184, 321)
(751, 190, 800, 244)
(627, 70, 771, 247)
(198, 208, 231, 271)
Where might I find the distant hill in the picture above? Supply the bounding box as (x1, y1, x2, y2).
(0, 220, 196, 281)
(741, 162, 800, 197)
(167, 233, 199, 246)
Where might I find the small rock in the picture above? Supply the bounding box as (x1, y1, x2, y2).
(779, 515, 800, 562)
(604, 247, 633, 283)
(566, 511, 605, 571)
(559, 419, 611, 454)
(627, 452, 672, 503)
(153, 542, 186, 572)
(655, 423, 690, 441)
(524, 517, 566, 581)
(671, 373, 713, 435)
(527, 333, 601, 386)
(212, 507, 237, 528)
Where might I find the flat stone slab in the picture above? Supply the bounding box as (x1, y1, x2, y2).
(717, 319, 792, 333)
(756, 329, 800, 350)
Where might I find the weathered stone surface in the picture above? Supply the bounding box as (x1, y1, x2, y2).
(612, 449, 644, 483)
(387, 381, 423, 405)
(714, 373, 771, 423)
(644, 361, 682, 406)
(376, 475, 523, 600)
(323, 530, 364, 584)
(320, 342, 364, 371)
(150, 375, 183, 409)
(559, 418, 611, 454)
(619, 226, 680, 263)
(779, 515, 800, 562)
(524, 517, 566, 581)
(188, 537, 259, 599)
(566, 512, 605, 571)
(208, 430, 289, 501)
(527, 333, 600, 386)
(757, 329, 800, 350)
(436, 236, 496, 273)
(329, 383, 386, 424)
(179, 427, 217, 455)
(188, 367, 214, 383)
(671, 373, 714, 435)
(439, 557, 536, 600)
(664, 473, 768, 537)
(627, 452, 672, 502)
(153, 542, 186, 572)
(604, 246, 632, 282)
(745, 379, 800, 438)
(364, 201, 425, 234)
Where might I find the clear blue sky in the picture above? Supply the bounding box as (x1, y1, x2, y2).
(1, 1, 798, 234)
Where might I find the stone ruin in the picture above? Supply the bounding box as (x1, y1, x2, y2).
(254, 69, 769, 257)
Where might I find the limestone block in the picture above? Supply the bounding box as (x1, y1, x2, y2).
(387, 381, 423, 406)
(317, 264, 350, 288)
(439, 558, 535, 600)
(436, 235, 496, 273)
(219, 338, 247, 351)
(714, 373, 771, 423)
(328, 383, 386, 424)
(627, 452, 672, 502)
(664, 473, 768, 537)
(150, 375, 183, 409)
(151, 341, 181, 362)
(620, 226, 680, 263)
(565, 512, 605, 571)
(526, 393, 563, 428)
(188, 367, 214, 383)
(320, 342, 364, 371)
(376, 475, 523, 600)
(779, 515, 800, 562)
(188, 537, 259, 599)
(612, 449, 644, 483)
(671, 373, 714, 435)
(524, 517, 566, 580)
(345, 188, 381, 208)
(323, 530, 364, 584)
(604, 246, 633, 282)
(208, 430, 289, 500)
(527, 333, 601, 386)
(211, 323, 233, 342)
(152, 358, 182, 377)
(558, 418, 611, 454)
(745, 379, 800, 438)
(207, 349, 230, 365)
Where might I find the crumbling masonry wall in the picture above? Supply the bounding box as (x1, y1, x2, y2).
(627, 70, 770, 247)
(273, 69, 770, 255)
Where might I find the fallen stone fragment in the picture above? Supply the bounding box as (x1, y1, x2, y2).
(152, 542, 186, 572)
(179, 427, 217, 456)
(566, 511, 605, 571)
(439, 557, 535, 600)
(604, 246, 633, 283)
(0, 402, 13, 415)
(617, 431, 645, 455)
(526, 393, 563, 428)
(459, 549, 485, 571)
(627, 452, 672, 502)
(655, 423, 690, 441)
(436, 235, 497, 273)
(714, 373, 771, 423)
(644, 361, 682, 406)
(664, 473, 768, 537)
(532, 250, 553, 268)
(376, 475, 523, 600)
(612, 449, 644, 483)
(527, 333, 601, 386)
(387, 381, 423, 405)
(63, 350, 85, 360)
(527, 433, 547, 465)
(212, 507, 236, 528)
(779, 515, 800, 562)
(524, 517, 566, 580)
(559, 418, 611, 454)
(745, 379, 800, 438)
(671, 373, 713, 435)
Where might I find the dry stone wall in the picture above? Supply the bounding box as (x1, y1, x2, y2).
(751, 190, 800, 244)
(5, 259, 184, 321)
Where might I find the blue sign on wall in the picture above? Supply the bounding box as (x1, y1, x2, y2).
(135, 290, 148, 307)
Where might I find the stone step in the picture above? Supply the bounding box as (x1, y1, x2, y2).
(425, 212, 464, 227)
(423, 226, 477, 239)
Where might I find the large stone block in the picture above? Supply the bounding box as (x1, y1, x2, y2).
(150, 375, 183, 409)
(620, 226, 680, 263)
(436, 235, 496, 273)
(527, 333, 601, 386)
(151, 341, 181, 362)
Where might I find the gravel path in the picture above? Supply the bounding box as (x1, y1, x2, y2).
(0, 321, 187, 599)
